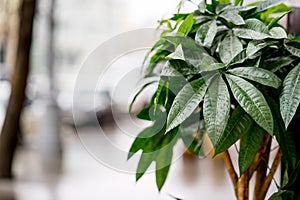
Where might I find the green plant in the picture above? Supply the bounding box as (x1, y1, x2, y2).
(128, 0, 300, 199)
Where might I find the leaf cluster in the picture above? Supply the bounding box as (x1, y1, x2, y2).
(128, 0, 300, 193)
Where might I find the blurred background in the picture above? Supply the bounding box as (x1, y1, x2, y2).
(0, 0, 298, 199)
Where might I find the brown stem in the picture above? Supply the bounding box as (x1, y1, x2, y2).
(253, 134, 272, 199)
(248, 134, 271, 178)
(238, 169, 249, 200)
(222, 150, 238, 197)
(258, 149, 282, 200)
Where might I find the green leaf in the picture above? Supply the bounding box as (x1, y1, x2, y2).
(180, 117, 205, 156)
(203, 75, 231, 146)
(269, 27, 287, 39)
(245, 18, 269, 33)
(198, 0, 206, 13)
(128, 127, 154, 159)
(163, 36, 207, 53)
(267, 11, 291, 29)
(269, 190, 296, 200)
(194, 15, 214, 24)
(246, 41, 267, 58)
(128, 115, 166, 159)
(218, 0, 230, 3)
(129, 81, 157, 113)
(228, 67, 282, 88)
(177, 14, 194, 36)
(239, 123, 265, 175)
(161, 62, 183, 77)
(229, 49, 247, 66)
(254, 0, 284, 14)
(166, 76, 212, 133)
(217, 5, 255, 14)
(219, 33, 243, 65)
(219, 11, 245, 25)
(195, 20, 217, 48)
(214, 106, 254, 155)
(266, 95, 297, 167)
(266, 57, 294, 72)
(233, 18, 269, 40)
(155, 129, 178, 190)
(280, 64, 300, 128)
(198, 55, 226, 72)
(146, 47, 172, 74)
(233, 28, 269, 40)
(284, 43, 300, 58)
(162, 60, 200, 77)
(234, 0, 243, 6)
(283, 161, 300, 190)
(136, 151, 157, 181)
(226, 74, 274, 134)
(166, 44, 185, 60)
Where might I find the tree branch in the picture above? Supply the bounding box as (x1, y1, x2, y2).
(222, 150, 238, 197)
(253, 134, 272, 199)
(258, 149, 282, 200)
(248, 134, 271, 178)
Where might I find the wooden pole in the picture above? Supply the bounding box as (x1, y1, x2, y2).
(0, 0, 36, 178)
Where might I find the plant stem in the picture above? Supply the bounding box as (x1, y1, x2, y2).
(253, 134, 272, 199)
(222, 150, 238, 197)
(248, 134, 271, 178)
(237, 169, 249, 200)
(258, 149, 282, 200)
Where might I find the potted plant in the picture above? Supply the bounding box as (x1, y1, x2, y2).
(128, 0, 300, 199)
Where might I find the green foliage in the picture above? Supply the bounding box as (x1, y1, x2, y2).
(128, 0, 300, 192)
(238, 123, 265, 174)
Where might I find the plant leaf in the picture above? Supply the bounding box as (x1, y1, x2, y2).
(195, 20, 217, 48)
(284, 43, 300, 58)
(177, 14, 194, 36)
(198, 0, 206, 13)
(228, 67, 282, 88)
(266, 57, 294, 72)
(162, 60, 200, 77)
(267, 11, 291, 29)
(229, 49, 247, 66)
(233, 18, 269, 40)
(166, 76, 212, 133)
(136, 151, 157, 181)
(128, 127, 154, 160)
(245, 18, 269, 33)
(280, 64, 300, 128)
(128, 114, 166, 159)
(233, 28, 269, 40)
(155, 129, 178, 190)
(214, 106, 253, 155)
(234, 0, 243, 6)
(219, 33, 243, 65)
(198, 55, 226, 72)
(246, 41, 267, 58)
(269, 27, 287, 39)
(203, 75, 231, 146)
(161, 62, 183, 77)
(219, 11, 245, 25)
(129, 81, 157, 113)
(254, 0, 284, 14)
(239, 123, 265, 175)
(166, 44, 185, 60)
(266, 95, 297, 166)
(226, 74, 274, 134)
(164, 36, 207, 53)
